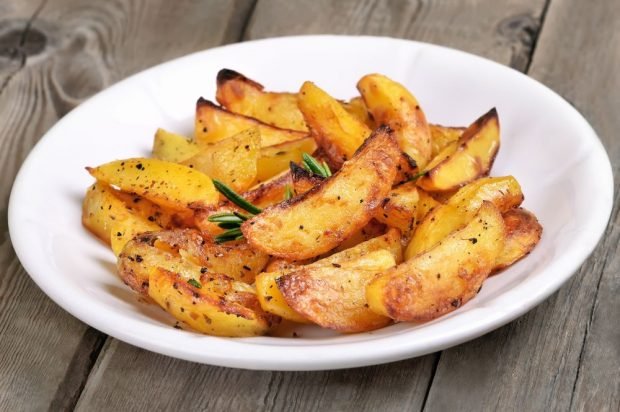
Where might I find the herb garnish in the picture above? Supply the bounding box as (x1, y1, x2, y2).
(302, 153, 332, 178)
(408, 170, 428, 182)
(284, 184, 295, 200)
(209, 180, 262, 243)
(188, 278, 202, 288)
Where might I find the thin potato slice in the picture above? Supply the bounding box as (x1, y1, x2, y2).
(257, 137, 317, 183)
(358, 74, 432, 169)
(195, 98, 305, 147)
(298, 81, 371, 166)
(149, 268, 278, 337)
(367, 201, 505, 322)
(417, 108, 500, 192)
(216, 69, 308, 131)
(152, 128, 198, 162)
(406, 176, 523, 259)
(494, 208, 542, 272)
(242, 126, 400, 260)
(182, 128, 260, 192)
(277, 250, 396, 332)
(87, 158, 218, 211)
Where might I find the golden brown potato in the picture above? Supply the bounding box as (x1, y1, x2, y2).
(290, 162, 325, 195)
(406, 176, 523, 259)
(118, 229, 269, 294)
(257, 137, 317, 183)
(278, 250, 396, 332)
(331, 220, 387, 253)
(242, 126, 400, 260)
(358, 74, 432, 169)
(152, 128, 198, 163)
(298, 81, 372, 167)
(110, 218, 160, 256)
(87, 158, 218, 212)
(255, 271, 311, 323)
(342, 96, 375, 129)
(375, 181, 421, 235)
(417, 108, 500, 192)
(195, 98, 306, 147)
(429, 125, 465, 158)
(149, 268, 278, 337)
(215, 69, 308, 131)
(367, 201, 505, 322)
(182, 128, 260, 192)
(242, 169, 293, 208)
(494, 208, 542, 272)
(111, 190, 195, 230)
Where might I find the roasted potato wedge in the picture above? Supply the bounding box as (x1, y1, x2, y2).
(367, 201, 505, 322)
(110, 218, 160, 256)
(494, 208, 542, 272)
(195, 98, 305, 147)
(417, 108, 500, 192)
(277, 250, 396, 332)
(375, 181, 421, 235)
(87, 157, 218, 212)
(406, 176, 523, 259)
(182, 127, 260, 192)
(290, 162, 324, 195)
(430, 125, 465, 158)
(82, 182, 161, 244)
(152, 128, 198, 162)
(358, 74, 432, 169)
(242, 126, 400, 259)
(112, 190, 195, 229)
(342, 96, 375, 129)
(216, 69, 308, 131)
(257, 137, 317, 183)
(118, 229, 269, 294)
(149, 268, 278, 337)
(331, 219, 387, 253)
(298, 81, 371, 166)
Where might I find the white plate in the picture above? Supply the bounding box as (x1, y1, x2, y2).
(8, 36, 613, 371)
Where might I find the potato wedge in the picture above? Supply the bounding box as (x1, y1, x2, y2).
(277, 250, 396, 332)
(494, 208, 542, 272)
(82, 182, 162, 245)
(152, 128, 198, 162)
(149, 268, 278, 337)
(195, 98, 305, 147)
(257, 137, 317, 183)
(242, 126, 400, 259)
(331, 220, 386, 253)
(342, 96, 375, 129)
(182, 128, 260, 192)
(430, 125, 465, 158)
(112, 190, 195, 229)
(406, 176, 523, 259)
(215, 69, 308, 132)
(358, 74, 432, 169)
(367, 201, 505, 322)
(87, 157, 218, 212)
(243, 169, 293, 208)
(417, 108, 500, 192)
(375, 181, 421, 235)
(110, 218, 160, 256)
(118, 229, 269, 294)
(255, 271, 311, 323)
(298, 81, 372, 167)
(290, 162, 325, 195)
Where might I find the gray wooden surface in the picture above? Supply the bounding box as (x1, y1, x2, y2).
(0, 0, 617, 410)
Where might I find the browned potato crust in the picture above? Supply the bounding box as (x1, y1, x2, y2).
(290, 162, 325, 195)
(242, 126, 400, 260)
(494, 208, 542, 272)
(367, 202, 505, 322)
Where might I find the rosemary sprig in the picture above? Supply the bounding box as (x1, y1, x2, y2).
(214, 228, 244, 244)
(284, 184, 295, 200)
(409, 170, 428, 182)
(212, 179, 262, 215)
(302, 153, 332, 178)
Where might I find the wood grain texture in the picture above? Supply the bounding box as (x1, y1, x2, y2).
(0, 0, 254, 410)
(73, 1, 551, 411)
(75, 340, 437, 412)
(247, 0, 548, 70)
(423, 0, 620, 410)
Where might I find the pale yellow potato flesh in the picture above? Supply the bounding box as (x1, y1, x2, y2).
(257, 137, 318, 183)
(87, 157, 218, 212)
(152, 128, 198, 163)
(367, 201, 505, 322)
(110, 218, 160, 257)
(242, 127, 400, 260)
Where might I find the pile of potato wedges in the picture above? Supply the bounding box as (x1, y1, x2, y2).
(82, 69, 542, 337)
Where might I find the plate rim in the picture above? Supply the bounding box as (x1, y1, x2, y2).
(7, 34, 614, 371)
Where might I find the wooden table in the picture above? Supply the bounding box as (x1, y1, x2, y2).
(1, 1, 618, 410)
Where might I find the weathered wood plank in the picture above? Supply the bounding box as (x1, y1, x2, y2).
(423, 0, 620, 410)
(74, 1, 550, 411)
(0, 0, 254, 410)
(246, 0, 548, 71)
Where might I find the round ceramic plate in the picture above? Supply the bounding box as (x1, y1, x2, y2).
(8, 36, 613, 371)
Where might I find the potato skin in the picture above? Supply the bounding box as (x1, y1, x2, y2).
(493, 208, 542, 272)
(290, 162, 324, 195)
(242, 126, 400, 260)
(367, 201, 505, 322)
